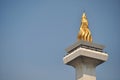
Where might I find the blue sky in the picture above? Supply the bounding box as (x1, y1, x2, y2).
(0, 0, 120, 80)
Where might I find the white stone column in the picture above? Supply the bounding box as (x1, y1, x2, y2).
(63, 41, 108, 80)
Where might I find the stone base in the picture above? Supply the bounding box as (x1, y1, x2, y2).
(63, 41, 108, 80)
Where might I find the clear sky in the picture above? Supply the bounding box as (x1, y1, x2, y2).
(0, 0, 120, 80)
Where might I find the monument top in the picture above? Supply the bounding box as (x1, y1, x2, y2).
(63, 12, 108, 80)
(77, 13, 92, 42)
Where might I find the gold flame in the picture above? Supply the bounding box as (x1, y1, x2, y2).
(77, 13, 92, 42)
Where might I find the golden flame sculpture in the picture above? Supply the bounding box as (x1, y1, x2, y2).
(77, 13, 92, 42)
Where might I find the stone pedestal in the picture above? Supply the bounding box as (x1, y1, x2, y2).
(63, 40, 108, 80)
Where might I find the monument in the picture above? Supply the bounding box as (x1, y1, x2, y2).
(63, 13, 108, 80)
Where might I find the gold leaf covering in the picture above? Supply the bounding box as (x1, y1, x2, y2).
(77, 13, 92, 42)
